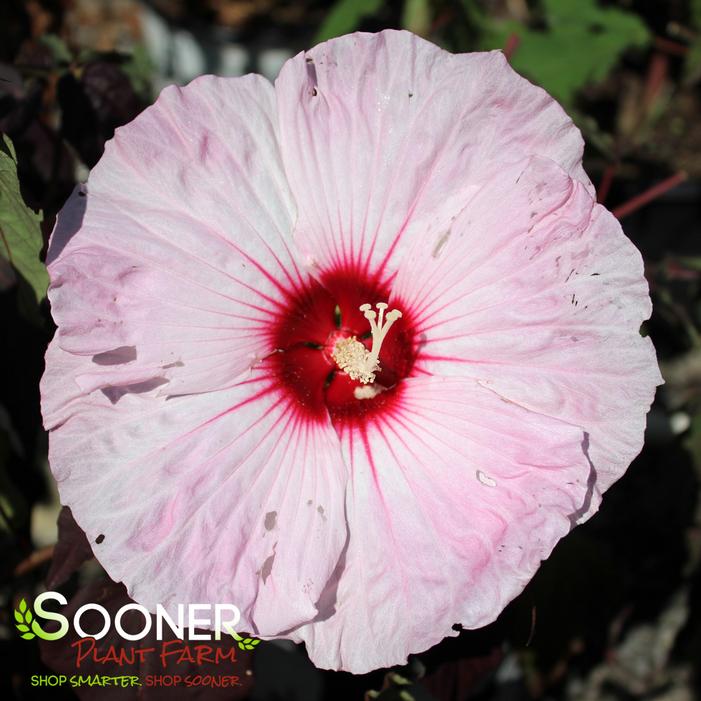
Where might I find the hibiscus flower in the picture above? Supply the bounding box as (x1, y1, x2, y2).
(41, 30, 662, 673)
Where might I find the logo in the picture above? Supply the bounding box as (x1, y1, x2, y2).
(15, 593, 261, 650)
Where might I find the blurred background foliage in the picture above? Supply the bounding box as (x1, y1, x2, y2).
(1, 1, 701, 700)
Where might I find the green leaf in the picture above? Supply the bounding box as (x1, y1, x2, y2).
(242, 638, 252, 644)
(675, 256, 701, 272)
(478, 0, 650, 105)
(684, 39, 701, 85)
(691, 0, 701, 28)
(26, 609, 33, 623)
(401, 0, 432, 36)
(21, 632, 35, 640)
(389, 674, 411, 686)
(19, 598, 27, 613)
(16, 623, 29, 632)
(0, 135, 48, 305)
(122, 44, 153, 99)
(366, 672, 418, 700)
(251, 639, 261, 646)
(0, 452, 29, 534)
(315, 0, 383, 43)
(39, 35, 72, 65)
(244, 644, 255, 650)
(14, 610, 22, 623)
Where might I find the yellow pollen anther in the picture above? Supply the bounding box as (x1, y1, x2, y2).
(332, 302, 403, 384)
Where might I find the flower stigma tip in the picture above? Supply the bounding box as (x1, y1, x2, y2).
(331, 302, 402, 385)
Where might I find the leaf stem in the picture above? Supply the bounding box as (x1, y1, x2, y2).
(612, 171, 687, 219)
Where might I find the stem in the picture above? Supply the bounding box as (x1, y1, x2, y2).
(597, 163, 619, 204)
(504, 33, 520, 62)
(654, 36, 689, 57)
(14, 546, 55, 578)
(612, 172, 687, 220)
(643, 52, 669, 112)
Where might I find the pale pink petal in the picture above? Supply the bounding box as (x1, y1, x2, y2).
(275, 29, 592, 276)
(42, 341, 348, 635)
(48, 74, 300, 397)
(392, 156, 661, 502)
(293, 376, 591, 672)
(40, 29, 662, 677)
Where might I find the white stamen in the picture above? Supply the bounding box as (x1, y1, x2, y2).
(332, 302, 403, 384)
(354, 384, 386, 400)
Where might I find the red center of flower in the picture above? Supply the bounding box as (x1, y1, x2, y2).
(267, 265, 418, 430)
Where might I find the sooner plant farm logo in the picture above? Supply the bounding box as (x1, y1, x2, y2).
(14, 592, 261, 650)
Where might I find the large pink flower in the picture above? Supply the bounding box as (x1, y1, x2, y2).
(41, 30, 661, 672)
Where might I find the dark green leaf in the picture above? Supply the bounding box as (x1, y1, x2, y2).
(121, 45, 153, 99)
(401, 0, 432, 36)
(315, 0, 383, 43)
(40, 35, 72, 66)
(691, 0, 701, 28)
(478, 0, 650, 105)
(684, 40, 701, 86)
(0, 135, 48, 305)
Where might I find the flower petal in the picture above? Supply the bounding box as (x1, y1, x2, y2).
(275, 29, 591, 277)
(293, 376, 591, 673)
(42, 341, 348, 635)
(393, 156, 661, 501)
(47, 73, 300, 397)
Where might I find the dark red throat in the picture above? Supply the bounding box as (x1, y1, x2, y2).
(265, 265, 419, 431)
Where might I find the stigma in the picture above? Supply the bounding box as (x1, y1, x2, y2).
(332, 302, 403, 384)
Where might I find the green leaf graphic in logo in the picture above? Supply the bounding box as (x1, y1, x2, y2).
(230, 630, 262, 651)
(15, 598, 35, 640)
(14, 597, 60, 640)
